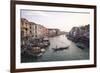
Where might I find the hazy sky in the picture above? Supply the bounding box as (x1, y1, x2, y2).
(21, 10, 90, 32)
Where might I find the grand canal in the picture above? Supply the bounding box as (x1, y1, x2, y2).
(21, 34, 89, 63)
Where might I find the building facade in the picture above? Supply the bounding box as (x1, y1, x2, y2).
(21, 18, 49, 40)
(48, 28, 60, 37)
(21, 18, 32, 40)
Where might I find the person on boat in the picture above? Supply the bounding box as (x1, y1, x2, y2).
(56, 46, 57, 49)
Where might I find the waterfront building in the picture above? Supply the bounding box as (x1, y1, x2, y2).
(21, 18, 32, 40)
(48, 28, 60, 37)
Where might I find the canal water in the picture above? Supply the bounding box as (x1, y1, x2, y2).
(21, 35, 89, 63)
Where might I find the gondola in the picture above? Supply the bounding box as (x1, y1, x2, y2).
(52, 46, 69, 51)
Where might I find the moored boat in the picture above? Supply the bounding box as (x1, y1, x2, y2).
(76, 43, 85, 49)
